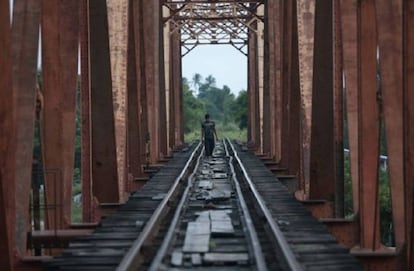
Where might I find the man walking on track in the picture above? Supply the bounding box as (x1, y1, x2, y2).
(201, 114, 218, 158)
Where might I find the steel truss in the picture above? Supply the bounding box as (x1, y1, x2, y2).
(163, 0, 264, 56)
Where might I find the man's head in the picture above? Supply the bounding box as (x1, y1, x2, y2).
(205, 114, 210, 120)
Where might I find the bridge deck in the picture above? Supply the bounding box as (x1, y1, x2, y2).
(44, 141, 363, 271)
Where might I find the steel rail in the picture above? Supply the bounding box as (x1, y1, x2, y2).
(147, 145, 204, 271)
(116, 142, 202, 271)
(223, 140, 268, 271)
(226, 139, 304, 271)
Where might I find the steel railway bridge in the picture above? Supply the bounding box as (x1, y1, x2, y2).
(0, 0, 413, 270)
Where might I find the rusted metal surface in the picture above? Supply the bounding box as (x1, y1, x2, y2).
(107, 0, 129, 202)
(89, 0, 120, 203)
(127, 0, 144, 191)
(142, 1, 162, 163)
(170, 29, 183, 148)
(296, 0, 315, 198)
(375, 0, 405, 249)
(80, 0, 93, 222)
(322, 218, 358, 249)
(132, 0, 150, 171)
(11, 0, 41, 255)
(405, 1, 414, 269)
(247, 23, 260, 151)
(309, 0, 334, 202)
(265, 0, 282, 162)
(287, 2, 301, 179)
(333, 0, 344, 218)
(280, 0, 292, 170)
(41, 0, 80, 229)
(358, 0, 381, 250)
(339, 0, 359, 215)
(0, 0, 16, 269)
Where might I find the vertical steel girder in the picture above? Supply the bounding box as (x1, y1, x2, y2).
(0, 0, 16, 269)
(89, 0, 119, 203)
(375, 0, 405, 249)
(81, 0, 92, 222)
(286, 1, 301, 178)
(170, 29, 184, 148)
(358, 0, 381, 250)
(107, 0, 130, 202)
(405, 1, 414, 269)
(309, 0, 335, 202)
(333, 0, 344, 218)
(296, 0, 315, 198)
(41, 0, 79, 229)
(127, 0, 145, 190)
(265, 0, 282, 162)
(12, 0, 41, 255)
(340, 0, 360, 215)
(247, 23, 261, 151)
(132, 1, 150, 171)
(142, 1, 167, 163)
(280, 0, 293, 170)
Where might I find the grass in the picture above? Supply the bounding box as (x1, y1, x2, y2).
(185, 122, 247, 142)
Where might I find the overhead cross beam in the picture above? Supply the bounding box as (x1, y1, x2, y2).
(163, 0, 264, 56)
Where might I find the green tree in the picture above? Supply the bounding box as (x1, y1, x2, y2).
(182, 78, 204, 133)
(191, 73, 203, 94)
(233, 90, 248, 129)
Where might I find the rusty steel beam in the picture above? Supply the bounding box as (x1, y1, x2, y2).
(405, 0, 414, 269)
(340, 0, 359, 215)
(41, 0, 80, 229)
(357, 0, 381, 250)
(80, 0, 93, 222)
(309, 0, 334, 202)
(280, 0, 292, 169)
(265, 0, 282, 162)
(132, 1, 150, 170)
(11, 0, 41, 255)
(142, 1, 163, 163)
(170, 28, 184, 147)
(375, 0, 405, 249)
(288, 0, 302, 186)
(0, 0, 16, 269)
(247, 22, 260, 151)
(89, 0, 119, 203)
(107, 0, 129, 202)
(127, 0, 145, 189)
(333, 0, 344, 218)
(296, 0, 315, 198)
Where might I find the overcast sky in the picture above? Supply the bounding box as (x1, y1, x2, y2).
(182, 45, 247, 96)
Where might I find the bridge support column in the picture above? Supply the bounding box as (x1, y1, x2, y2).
(248, 23, 261, 152)
(286, 2, 301, 179)
(405, 1, 414, 269)
(357, 0, 381, 251)
(127, 0, 146, 191)
(0, 0, 16, 269)
(89, 0, 120, 204)
(41, 0, 80, 229)
(142, 1, 167, 163)
(12, 0, 41, 256)
(309, 0, 335, 206)
(264, 0, 283, 162)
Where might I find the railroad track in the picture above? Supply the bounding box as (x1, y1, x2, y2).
(45, 140, 363, 271)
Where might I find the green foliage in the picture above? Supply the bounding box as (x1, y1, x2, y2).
(183, 78, 205, 133)
(184, 74, 247, 141)
(344, 154, 394, 246)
